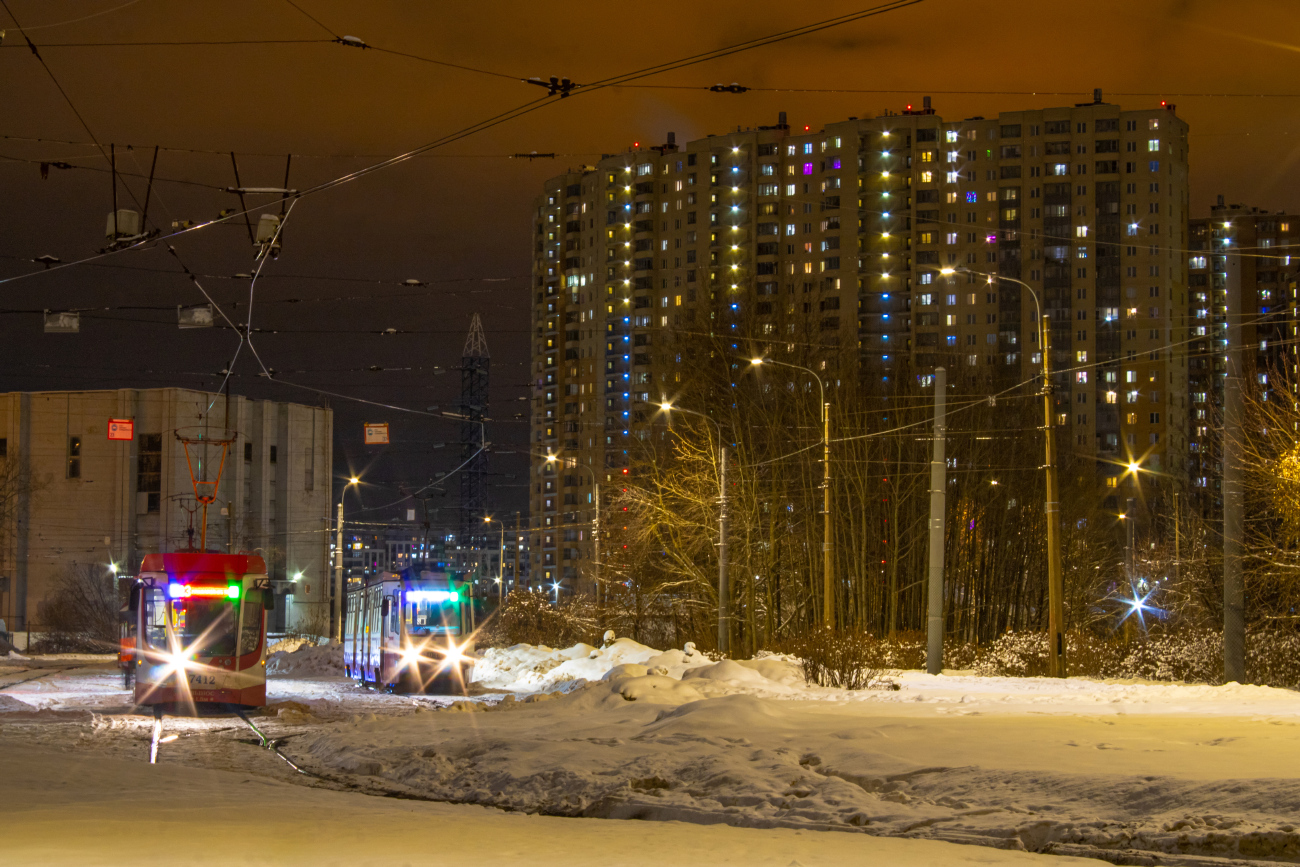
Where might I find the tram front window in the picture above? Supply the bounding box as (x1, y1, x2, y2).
(172, 599, 237, 656)
(407, 598, 460, 636)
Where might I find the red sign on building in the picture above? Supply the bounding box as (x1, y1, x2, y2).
(107, 419, 134, 441)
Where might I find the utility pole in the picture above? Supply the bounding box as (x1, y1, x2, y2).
(1223, 260, 1245, 681)
(333, 499, 344, 642)
(1174, 492, 1180, 586)
(513, 511, 521, 591)
(1041, 314, 1066, 677)
(926, 367, 947, 675)
(822, 398, 833, 629)
(718, 445, 730, 654)
(591, 480, 601, 605)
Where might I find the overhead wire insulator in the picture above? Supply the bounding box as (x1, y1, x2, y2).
(337, 35, 367, 48)
(709, 83, 750, 93)
(524, 76, 578, 97)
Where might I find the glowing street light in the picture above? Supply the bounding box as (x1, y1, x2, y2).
(334, 475, 362, 642)
(483, 515, 506, 605)
(749, 356, 833, 628)
(659, 400, 730, 652)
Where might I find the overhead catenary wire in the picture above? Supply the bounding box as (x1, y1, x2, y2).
(0, 0, 929, 289)
(0, 0, 147, 32)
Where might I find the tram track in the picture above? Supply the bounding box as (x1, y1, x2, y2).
(0, 664, 91, 692)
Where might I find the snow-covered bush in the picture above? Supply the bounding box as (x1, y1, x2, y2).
(1117, 628, 1222, 683)
(973, 631, 1123, 678)
(1247, 631, 1300, 688)
(974, 631, 1051, 677)
(499, 590, 599, 648)
(782, 628, 886, 690)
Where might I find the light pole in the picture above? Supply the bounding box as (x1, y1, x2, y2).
(749, 357, 833, 629)
(544, 451, 601, 604)
(659, 402, 729, 654)
(483, 515, 506, 605)
(941, 266, 1064, 677)
(334, 476, 359, 643)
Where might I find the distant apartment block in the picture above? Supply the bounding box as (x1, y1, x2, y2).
(529, 93, 1191, 592)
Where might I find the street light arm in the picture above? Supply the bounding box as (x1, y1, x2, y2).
(751, 358, 824, 422)
(660, 403, 724, 441)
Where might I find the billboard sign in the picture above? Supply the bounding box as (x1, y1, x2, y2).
(363, 423, 390, 445)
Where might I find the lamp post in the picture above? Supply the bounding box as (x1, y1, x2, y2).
(749, 357, 834, 629)
(334, 476, 360, 643)
(483, 515, 506, 605)
(659, 402, 729, 654)
(544, 452, 601, 604)
(941, 266, 1064, 677)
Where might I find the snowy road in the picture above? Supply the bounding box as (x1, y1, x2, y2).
(3, 744, 1103, 867)
(4, 644, 1300, 865)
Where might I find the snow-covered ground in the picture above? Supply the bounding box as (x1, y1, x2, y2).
(3, 744, 1103, 867)
(4, 639, 1300, 863)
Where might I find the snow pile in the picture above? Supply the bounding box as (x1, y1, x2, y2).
(266, 636, 318, 656)
(293, 664, 1300, 861)
(470, 637, 716, 693)
(266, 641, 343, 678)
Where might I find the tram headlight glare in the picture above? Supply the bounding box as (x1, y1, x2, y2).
(401, 647, 423, 668)
(226, 585, 240, 599)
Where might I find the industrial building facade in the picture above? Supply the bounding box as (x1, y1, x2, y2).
(529, 95, 1193, 593)
(0, 388, 332, 633)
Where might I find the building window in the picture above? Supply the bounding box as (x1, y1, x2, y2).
(138, 433, 162, 513)
(269, 445, 278, 464)
(67, 436, 81, 479)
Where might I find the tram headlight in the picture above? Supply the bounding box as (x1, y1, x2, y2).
(439, 642, 464, 668)
(400, 646, 424, 669)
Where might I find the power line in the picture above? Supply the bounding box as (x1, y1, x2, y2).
(1, 0, 147, 32)
(281, 0, 338, 40)
(0, 38, 334, 48)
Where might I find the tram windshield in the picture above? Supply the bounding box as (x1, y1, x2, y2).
(170, 599, 237, 656)
(406, 590, 461, 636)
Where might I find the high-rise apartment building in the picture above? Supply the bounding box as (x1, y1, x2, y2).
(529, 94, 1190, 593)
(1187, 201, 1299, 516)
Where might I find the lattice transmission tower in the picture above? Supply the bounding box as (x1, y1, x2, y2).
(459, 313, 490, 556)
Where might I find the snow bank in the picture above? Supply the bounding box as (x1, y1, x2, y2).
(470, 636, 715, 693)
(265, 636, 318, 656)
(266, 642, 343, 678)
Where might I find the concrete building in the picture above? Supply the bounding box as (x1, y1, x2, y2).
(1187, 202, 1299, 516)
(528, 94, 1191, 592)
(0, 388, 332, 633)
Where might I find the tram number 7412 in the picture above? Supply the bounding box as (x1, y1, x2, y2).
(187, 673, 217, 685)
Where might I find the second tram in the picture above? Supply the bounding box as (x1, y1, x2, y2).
(129, 552, 271, 708)
(344, 566, 474, 694)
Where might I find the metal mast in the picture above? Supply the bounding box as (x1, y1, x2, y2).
(459, 313, 490, 562)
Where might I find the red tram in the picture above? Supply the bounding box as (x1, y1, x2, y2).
(129, 553, 271, 708)
(344, 566, 474, 694)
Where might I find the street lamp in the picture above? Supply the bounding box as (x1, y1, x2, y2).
(334, 475, 360, 642)
(938, 265, 1064, 677)
(659, 401, 730, 654)
(483, 515, 506, 605)
(749, 356, 834, 629)
(544, 451, 601, 604)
